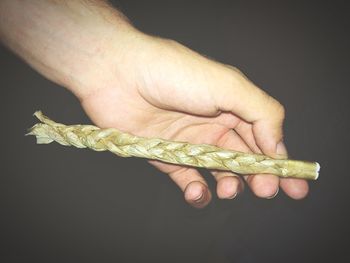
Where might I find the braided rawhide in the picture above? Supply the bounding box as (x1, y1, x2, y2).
(27, 111, 320, 180)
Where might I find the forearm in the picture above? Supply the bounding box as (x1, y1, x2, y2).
(0, 0, 139, 98)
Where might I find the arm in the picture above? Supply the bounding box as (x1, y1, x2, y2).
(0, 0, 309, 208)
(0, 0, 138, 98)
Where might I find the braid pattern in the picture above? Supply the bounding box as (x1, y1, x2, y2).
(27, 111, 319, 180)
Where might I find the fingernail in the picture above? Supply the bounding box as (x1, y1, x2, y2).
(227, 191, 238, 199)
(276, 141, 288, 159)
(228, 182, 243, 199)
(194, 192, 204, 202)
(266, 187, 279, 199)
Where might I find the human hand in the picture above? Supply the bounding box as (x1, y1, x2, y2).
(78, 33, 309, 208)
(0, 0, 308, 208)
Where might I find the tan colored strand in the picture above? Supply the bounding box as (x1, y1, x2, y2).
(27, 111, 320, 180)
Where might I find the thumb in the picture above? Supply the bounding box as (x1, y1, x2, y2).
(213, 66, 286, 157)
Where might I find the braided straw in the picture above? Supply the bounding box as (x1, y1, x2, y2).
(27, 111, 320, 180)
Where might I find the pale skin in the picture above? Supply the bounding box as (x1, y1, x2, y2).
(0, 0, 308, 208)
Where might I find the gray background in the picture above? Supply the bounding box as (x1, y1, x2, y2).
(1, 0, 349, 262)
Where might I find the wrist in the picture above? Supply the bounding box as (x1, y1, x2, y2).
(65, 25, 147, 100)
(0, 0, 149, 101)
(50, 5, 147, 100)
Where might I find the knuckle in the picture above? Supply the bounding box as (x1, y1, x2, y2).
(276, 102, 286, 120)
(226, 64, 244, 76)
(269, 99, 285, 121)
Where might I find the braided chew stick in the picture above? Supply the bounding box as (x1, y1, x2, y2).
(27, 111, 320, 180)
